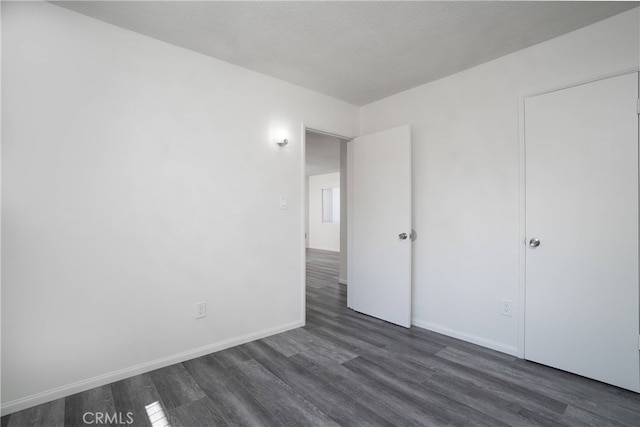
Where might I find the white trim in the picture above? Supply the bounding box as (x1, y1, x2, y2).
(0, 320, 303, 416)
(300, 123, 307, 327)
(307, 246, 340, 253)
(521, 66, 640, 100)
(517, 92, 527, 359)
(346, 140, 354, 309)
(0, 3, 3, 411)
(305, 127, 352, 141)
(412, 318, 518, 357)
(517, 66, 640, 360)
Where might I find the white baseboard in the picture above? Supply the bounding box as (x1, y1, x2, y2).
(307, 246, 339, 253)
(411, 318, 519, 357)
(1, 319, 304, 416)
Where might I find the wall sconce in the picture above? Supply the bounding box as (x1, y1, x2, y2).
(271, 126, 289, 147)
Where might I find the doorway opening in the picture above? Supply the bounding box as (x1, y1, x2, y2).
(303, 127, 351, 315)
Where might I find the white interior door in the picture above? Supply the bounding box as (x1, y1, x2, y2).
(347, 125, 412, 327)
(524, 72, 639, 392)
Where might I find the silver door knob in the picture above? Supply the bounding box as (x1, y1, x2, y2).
(399, 233, 408, 240)
(529, 238, 541, 248)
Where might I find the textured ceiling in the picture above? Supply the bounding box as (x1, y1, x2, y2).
(53, 1, 638, 106)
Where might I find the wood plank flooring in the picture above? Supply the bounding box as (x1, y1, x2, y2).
(3, 248, 640, 426)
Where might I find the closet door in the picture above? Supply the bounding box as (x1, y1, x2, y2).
(525, 72, 639, 392)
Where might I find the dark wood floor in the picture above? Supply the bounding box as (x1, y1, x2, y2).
(3, 248, 640, 426)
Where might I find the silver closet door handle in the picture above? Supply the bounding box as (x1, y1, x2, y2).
(399, 233, 408, 240)
(529, 238, 541, 248)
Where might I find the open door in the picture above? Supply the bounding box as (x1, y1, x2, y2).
(347, 125, 412, 327)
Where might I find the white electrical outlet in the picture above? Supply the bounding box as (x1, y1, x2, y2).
(500, 299, 513, 317)
(195, 302, 206, 319)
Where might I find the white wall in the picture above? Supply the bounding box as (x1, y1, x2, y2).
(308, 173, 340, 252)
(360, 8, 640, 355)
(1, 1, 358, 412)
